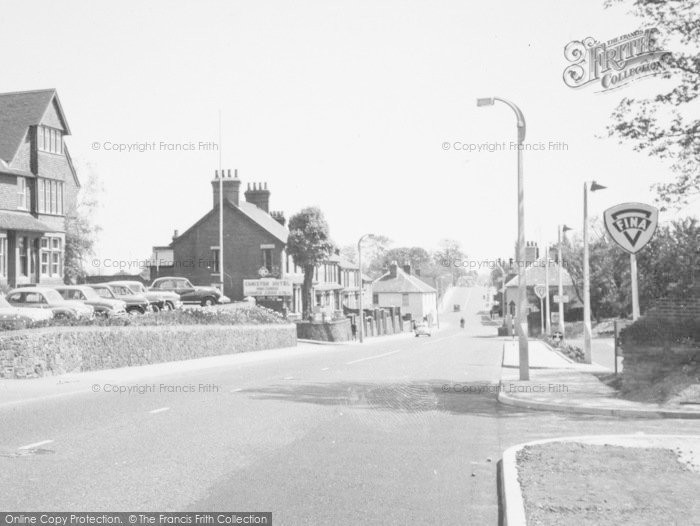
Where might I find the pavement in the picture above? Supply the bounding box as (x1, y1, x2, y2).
(499, 340, 700, 419)
(500, 433, 700, 526)
(3, 286, 700, 524)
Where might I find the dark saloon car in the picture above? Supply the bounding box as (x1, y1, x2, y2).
(149, 277, 230, 306)
(90, 284, 150, 315)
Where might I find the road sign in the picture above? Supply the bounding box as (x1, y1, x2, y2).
(534, 284, 546, 299)
(243, 278, 293, 296)
(603, 202, 659, 254)
(553, 294, 569, 303)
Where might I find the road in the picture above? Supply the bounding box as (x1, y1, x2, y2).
(2, 286, 699, 525)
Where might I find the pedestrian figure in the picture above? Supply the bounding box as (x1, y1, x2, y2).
(460, 317, 465, 329)
(351, 321, 357, 341)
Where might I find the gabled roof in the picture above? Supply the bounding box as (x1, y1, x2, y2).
(0, 89, 70, 165)
(372, 266, 436, 294)
(505, 258, 574, 288)
(173, 199, 288, 246)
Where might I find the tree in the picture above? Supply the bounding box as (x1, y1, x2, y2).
(605, 0, 700, 209)
(286, 207, 336, 319)
(433, 239, 468, 286)
(64, 166, 102, 284)
(561, 218, 700, 319)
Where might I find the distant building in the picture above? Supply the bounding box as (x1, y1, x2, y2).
(372, 262, 437, 323)
(150, 170, 368, 314)
(0, 89, 80, 287)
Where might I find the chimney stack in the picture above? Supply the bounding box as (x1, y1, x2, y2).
(389, 261, 399, 279)
(211, 168, 241, 208)
(403, 262, 412, 275)
(245, 181, 271, 212)
(270, 211, 286, 227)
(172, 229, 179, 241)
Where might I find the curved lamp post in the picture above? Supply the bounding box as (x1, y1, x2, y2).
(477, 97, 528, 380)
(583, 180, 606, 364)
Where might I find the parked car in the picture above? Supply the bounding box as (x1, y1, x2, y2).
(89, 284, 150, 315)
(149, 277, 230, 306)
(414, 323, 432, 337)
(54, 285, 127, 317)
(0, 294, 54, 327)
(6, 287, 94, 320)
(108, 280, 182, 311)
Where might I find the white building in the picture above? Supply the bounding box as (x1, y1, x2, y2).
(372, 262, 437, 324)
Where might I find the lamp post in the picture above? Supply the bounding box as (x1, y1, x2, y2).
(357, 233, 374, 343)
(544, 243, 551, 335)
(558, 224, 573, 338)
(477, 96, 528, 380)
(582, 180, 606, 363)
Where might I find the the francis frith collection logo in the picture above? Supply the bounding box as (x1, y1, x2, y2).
(563, 28, 671, 92)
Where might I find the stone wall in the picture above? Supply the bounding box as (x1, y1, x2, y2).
(296, 318, 352, 342)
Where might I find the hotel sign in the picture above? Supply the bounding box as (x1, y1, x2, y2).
(243, 278, 293, 297)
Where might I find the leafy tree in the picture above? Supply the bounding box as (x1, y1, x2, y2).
(286, 207, 336, 319)
(433, 239, 468, 286)
(605, 0, 700, 209)
(561, 218, 700, 319)
(64, 167, 102, 284)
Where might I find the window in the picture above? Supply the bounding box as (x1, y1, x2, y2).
(18, 178, 29, 210)
(37, 180, 64, 215)
(373, 294, 379, 304)
(211, 248, 220, 273)
(18, 237, 28, 276)
(402, 293, 410, 307)
(0, 237, 6, 278)
(262, 248, 273, 273)
(40, 236, 62, 277)
(38, 180, 45, 212)
(38, 126, 63, 154)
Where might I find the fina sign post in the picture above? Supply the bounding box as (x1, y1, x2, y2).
(603, 202, 659, 320)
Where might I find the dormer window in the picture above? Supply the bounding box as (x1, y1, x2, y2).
(38, 126, 63, 154)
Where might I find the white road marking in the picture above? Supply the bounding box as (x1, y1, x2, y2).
(18, 439, 53, 450)
(321, 367, 330, 371)
(149, 407, 170, 414)
(283, 376, 295, 380)
(230, 388, 243, 392)
(345, 349, 402, 365)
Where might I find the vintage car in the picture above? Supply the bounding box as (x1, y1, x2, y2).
(54, 285, 127, 317)
(107, 280, 182, 311)
(149, 277, 230, 306)
(89, 283, 150, 315)
(6, 287, 94, 320)
(414, 323, 433, 337)
(0, 294, 54, 327)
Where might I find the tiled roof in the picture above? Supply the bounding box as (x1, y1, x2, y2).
(0, 211, 52, 232)
(505, 258, 574, 288)
(372, 267, 436, 294)
(237, 201, 288, 243)
(0, 89, 59, 164)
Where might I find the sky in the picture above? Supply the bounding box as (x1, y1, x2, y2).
(1, 0, 697, 273)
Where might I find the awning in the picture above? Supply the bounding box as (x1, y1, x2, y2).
(0, 211, 53, 232)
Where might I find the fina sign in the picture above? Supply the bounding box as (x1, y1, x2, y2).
(603, 202, 659, 254)
(243, 278, 293, 297)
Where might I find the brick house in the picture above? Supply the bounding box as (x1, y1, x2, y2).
(151, 170, 368, 314)
(0, 89, 80, 288)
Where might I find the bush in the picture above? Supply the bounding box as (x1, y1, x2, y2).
(541, 335, 586, 363)
(0, 304, 286, 332)
(620, 318, 700, 348)
(0, 323, 297, 379)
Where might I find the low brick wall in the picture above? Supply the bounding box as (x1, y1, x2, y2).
(296, 318, 351, 342)
(621, 339, 700, 391)
(0, 324, 297, 379)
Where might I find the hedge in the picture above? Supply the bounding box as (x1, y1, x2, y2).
(0, 304, 287, 332)
(620, 318, 700, 348)
(0, 323, 296, 379)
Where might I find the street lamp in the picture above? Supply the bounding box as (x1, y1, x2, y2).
(583, 180, 606, 364)
(357, 233, 375, 343)
(557, 224, 573, 338)
(477, 96, 528, 381)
